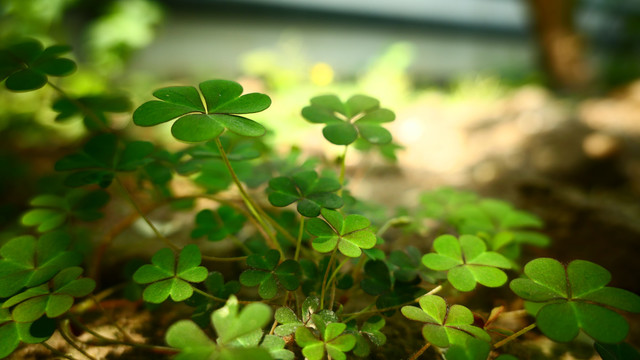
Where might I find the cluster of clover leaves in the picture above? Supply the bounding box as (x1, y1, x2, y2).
(1, 38, 640, 360)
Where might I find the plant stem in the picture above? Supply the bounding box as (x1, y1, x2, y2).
(191, 287, 256, 305)
(320, 248, 339, 309)
(90, 294, 131, 341)
(201, 254, 248, 262)
(493, 323, 536, 349)
(408, 342, 431, 360)
(41, 342, 78, 360)
(115, 176, 179, 251)
(294, 217, 305, 261)
(213, 137, 282, 256)
(341, 285, 442, 319)
(58, 319, 98, 360)
(46, 80, 110, 132)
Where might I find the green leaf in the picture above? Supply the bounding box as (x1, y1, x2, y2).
(302, 94, 395, 146)
(134, 79, 270, 142)
(240, 250, 300, 299)
(267, 171, 343, 217)
(0, 231, 82, 298)
(191, 206, 246, 241)
(510, 258, 640, 343)
(133, 245, 207, 303)
(211, 295, 272, 345)
(445, 337, 492, 360)
(595, 342, 640, 360)
(261, 334, 294, 360)
(166, 320, 216, 360)
(422, 234, 510, 291)
(401, 295, 489, 348)
(274, 307, 303, 336)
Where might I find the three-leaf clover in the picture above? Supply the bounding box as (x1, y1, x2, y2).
(239, 250, 301, 299)
(191, 206, 246, 241)
(21, 189, 110, 232)
(267, 170, 343, 217)
(401, 295, 490, 348)
(301, 94, 395, 145)
(510, 258, 640, 343)
(360, 260, 425, 315)
(2, 267, 95, 322)
(422, 234, 511, 291)
(295, 321, 356, 360)
(55, 133, 155, 187)
(306, 209, 376, 257)
(348, 316, 387, 358)
(0, 310, 56, 359)
(133, 245, 208, 303)
(165, 296, 273, 360)
(133, 79, 271, 142)
(0, 39, 76, 91)
(0, 231, 82, 298)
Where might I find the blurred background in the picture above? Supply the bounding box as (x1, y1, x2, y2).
(1, 0, 640, 289)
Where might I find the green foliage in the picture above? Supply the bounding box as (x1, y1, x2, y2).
(595, 342, 640, 360)
(239, 250, 301, 299)
(401, 295, 490, 348)
(0, 312, 56, 359)
(133, 80, 271, 142)
(348, 316, 386, 357)
(191, 206, 246, 241)
(21, 189, 110, 232)
(445, 337, 492, 360)
(133, 245, 208, 303)
(306, 209, 376, 257)
(295, 321, 356, 360)
(422, 234, 511, 291)
(187, 272, 240, 328)
(0, 39, 76, 91)
(302, 94, 395, 145)
(52, 94, 132, 130)
(267, 170, 343, 217)
(2, 266, 95, 322)
(510, 258, 640, 343)
(360, 259, 424, 314)
(0, 231, 82, 298)
(55, 133, 154, 187)
(165, 296, 276, 360)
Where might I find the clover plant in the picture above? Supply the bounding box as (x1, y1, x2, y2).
(1, 37, 638, 360)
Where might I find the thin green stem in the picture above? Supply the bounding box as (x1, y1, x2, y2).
(201, 254, 248, 262)
(115, 176, 178, 251)
(90, 294, 130, 341)
(320, 248, 339, 309)
(493, 323, 536, 349)
(213, 138, 282, 256)
(326, 257, 349, 286)
(191, 287, 256, 305)
(41, 342, 78, 360)
(294, 217, 305, 261)
(46, 81, 110, 132)
(58, 320, 98, 360)
(408, 342, 431, 360)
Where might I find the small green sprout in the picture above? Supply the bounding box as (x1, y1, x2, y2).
(2, 267, 95, 322)
(21, 189, 110, 232)
(267, 170, 343, 217)
(133, 245, 208, 303)
(401, 294, 490, 348)
(191, 206, 246, 241)
(301, 94, 395, 145)
(239, 250, 301, 299)
(0, 231, 82, 298)
(133, 79, 271, 142)
(0, 39, 76, 91)
(55, 133, 155, 187)
(306, 209, 376, 257)
(422, 234, 511, 291)
(510, 258, 640, 343)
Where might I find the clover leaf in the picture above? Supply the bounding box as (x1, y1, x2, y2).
(260, 334, 294, 360)
(401, 295, 490, 348)
(239, 249, 301, 299)
(186, 272, 241, 328)
(348, 316, 387, 358)
(295, 322, 356, 360)
(21, 189, 110, 232)
(166, 296, 273, 360)
(267, 170, 343, 217)
(52, 94, 132, 130)
(133, 245, 208, 303)
(595, 342, 640, 360)
(510, 258, 640, 343)
(360, 260, 425, 315)
(55, 133, 155, 188)
(0, 311, 56, 359)
(422, 234, 511, 291)
(0, 231, 82, 298)
(2, 267, 95, 322)
(302, 94, 395, 145)
(0, 39, 76, 92)
(306, 209, 376, 257)
(133, 79, 271, 142)
(274, 295, 320, 337)
(191, 206, 246, 241)
(445, 337, 492, 360)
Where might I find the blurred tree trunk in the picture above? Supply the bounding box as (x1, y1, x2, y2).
(526, 0, 591, 91)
